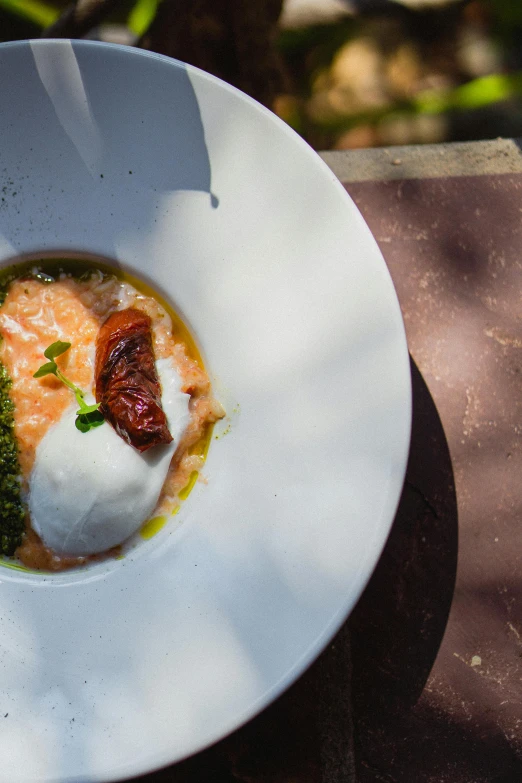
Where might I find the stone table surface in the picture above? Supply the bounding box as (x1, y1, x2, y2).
(133, 138, 522, 783)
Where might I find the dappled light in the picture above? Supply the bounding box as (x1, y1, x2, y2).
(0, 4, 520, 782)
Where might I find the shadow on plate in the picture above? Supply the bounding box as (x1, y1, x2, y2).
(131, 355, 457, 783)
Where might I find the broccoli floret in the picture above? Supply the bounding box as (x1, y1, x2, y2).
(0, 363, 24, 556)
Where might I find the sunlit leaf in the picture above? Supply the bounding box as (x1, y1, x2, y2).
(0, 0, 59, 28)
(128, 0, 158, 36)
(450, 73, 522, 111)
(310, 70, 522, 135)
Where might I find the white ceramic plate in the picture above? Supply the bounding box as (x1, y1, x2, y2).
(0, 40, 411, 782)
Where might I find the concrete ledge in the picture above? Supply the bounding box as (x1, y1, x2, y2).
(319, 138, 522, 182)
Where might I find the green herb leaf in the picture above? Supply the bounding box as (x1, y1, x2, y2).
(75, 410, 105, 432)
(76, 402, 102, 416)
(33, 361, 57, 378)
(44, 340, 71, 361)
(35, 341, 105, 434)
(75, 416, 90, 433)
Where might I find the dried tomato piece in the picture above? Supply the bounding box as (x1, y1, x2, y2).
(95, 308, 172, 452)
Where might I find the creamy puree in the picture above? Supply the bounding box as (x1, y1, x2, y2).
(0, 270, 223, 570)
(29, 361, 190, 556)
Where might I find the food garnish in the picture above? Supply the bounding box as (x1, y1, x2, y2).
(0, 363, 25, 555)
(33, 341, 105, 433)
(95, 308, 172, 452)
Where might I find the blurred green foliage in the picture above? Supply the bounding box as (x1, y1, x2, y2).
(0, 0, 59, 28)
(275, 1, 522, 147)
(1, 0, 522, 148)
(0, 0, 144, 38)
(483, 0, 522, 44)
(126, 0, 157, 36)
(314, 72, 522, 132)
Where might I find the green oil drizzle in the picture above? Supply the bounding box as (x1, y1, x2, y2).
(178, 471, 199, 501)
(0, 558, 38, 574)
(140, 503, 186, 540)
(140, 515, 168, 540)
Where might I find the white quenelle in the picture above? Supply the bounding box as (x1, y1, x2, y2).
(29, 359, 190, 556)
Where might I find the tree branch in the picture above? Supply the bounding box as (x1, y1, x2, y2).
(139, 0, 285, 108)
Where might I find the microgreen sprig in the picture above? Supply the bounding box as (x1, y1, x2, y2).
(33, 341, 104, 433)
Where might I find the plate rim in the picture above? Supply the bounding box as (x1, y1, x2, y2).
(0, 38, 412, 782)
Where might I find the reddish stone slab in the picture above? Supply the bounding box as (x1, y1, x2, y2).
(346, 173, 522, 783)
